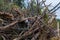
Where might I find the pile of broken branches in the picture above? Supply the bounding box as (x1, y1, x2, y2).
(0, 8, 57, 40)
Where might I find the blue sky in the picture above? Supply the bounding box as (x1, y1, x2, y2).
(25, 0, 60, 19)
(45, 0, 60, 19)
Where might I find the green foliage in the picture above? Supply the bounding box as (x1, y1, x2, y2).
(0, 0, 10, 11)
(0, 0, 4, 11)
(0, 3, 17, 12)
(14, 0, 25, 8)
(57, 19, 60, 22)
(0, 0, 25, 11)
(57, 19, 60, 25)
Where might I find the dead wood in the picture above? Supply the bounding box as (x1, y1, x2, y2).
(0, 6, 57, 40)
